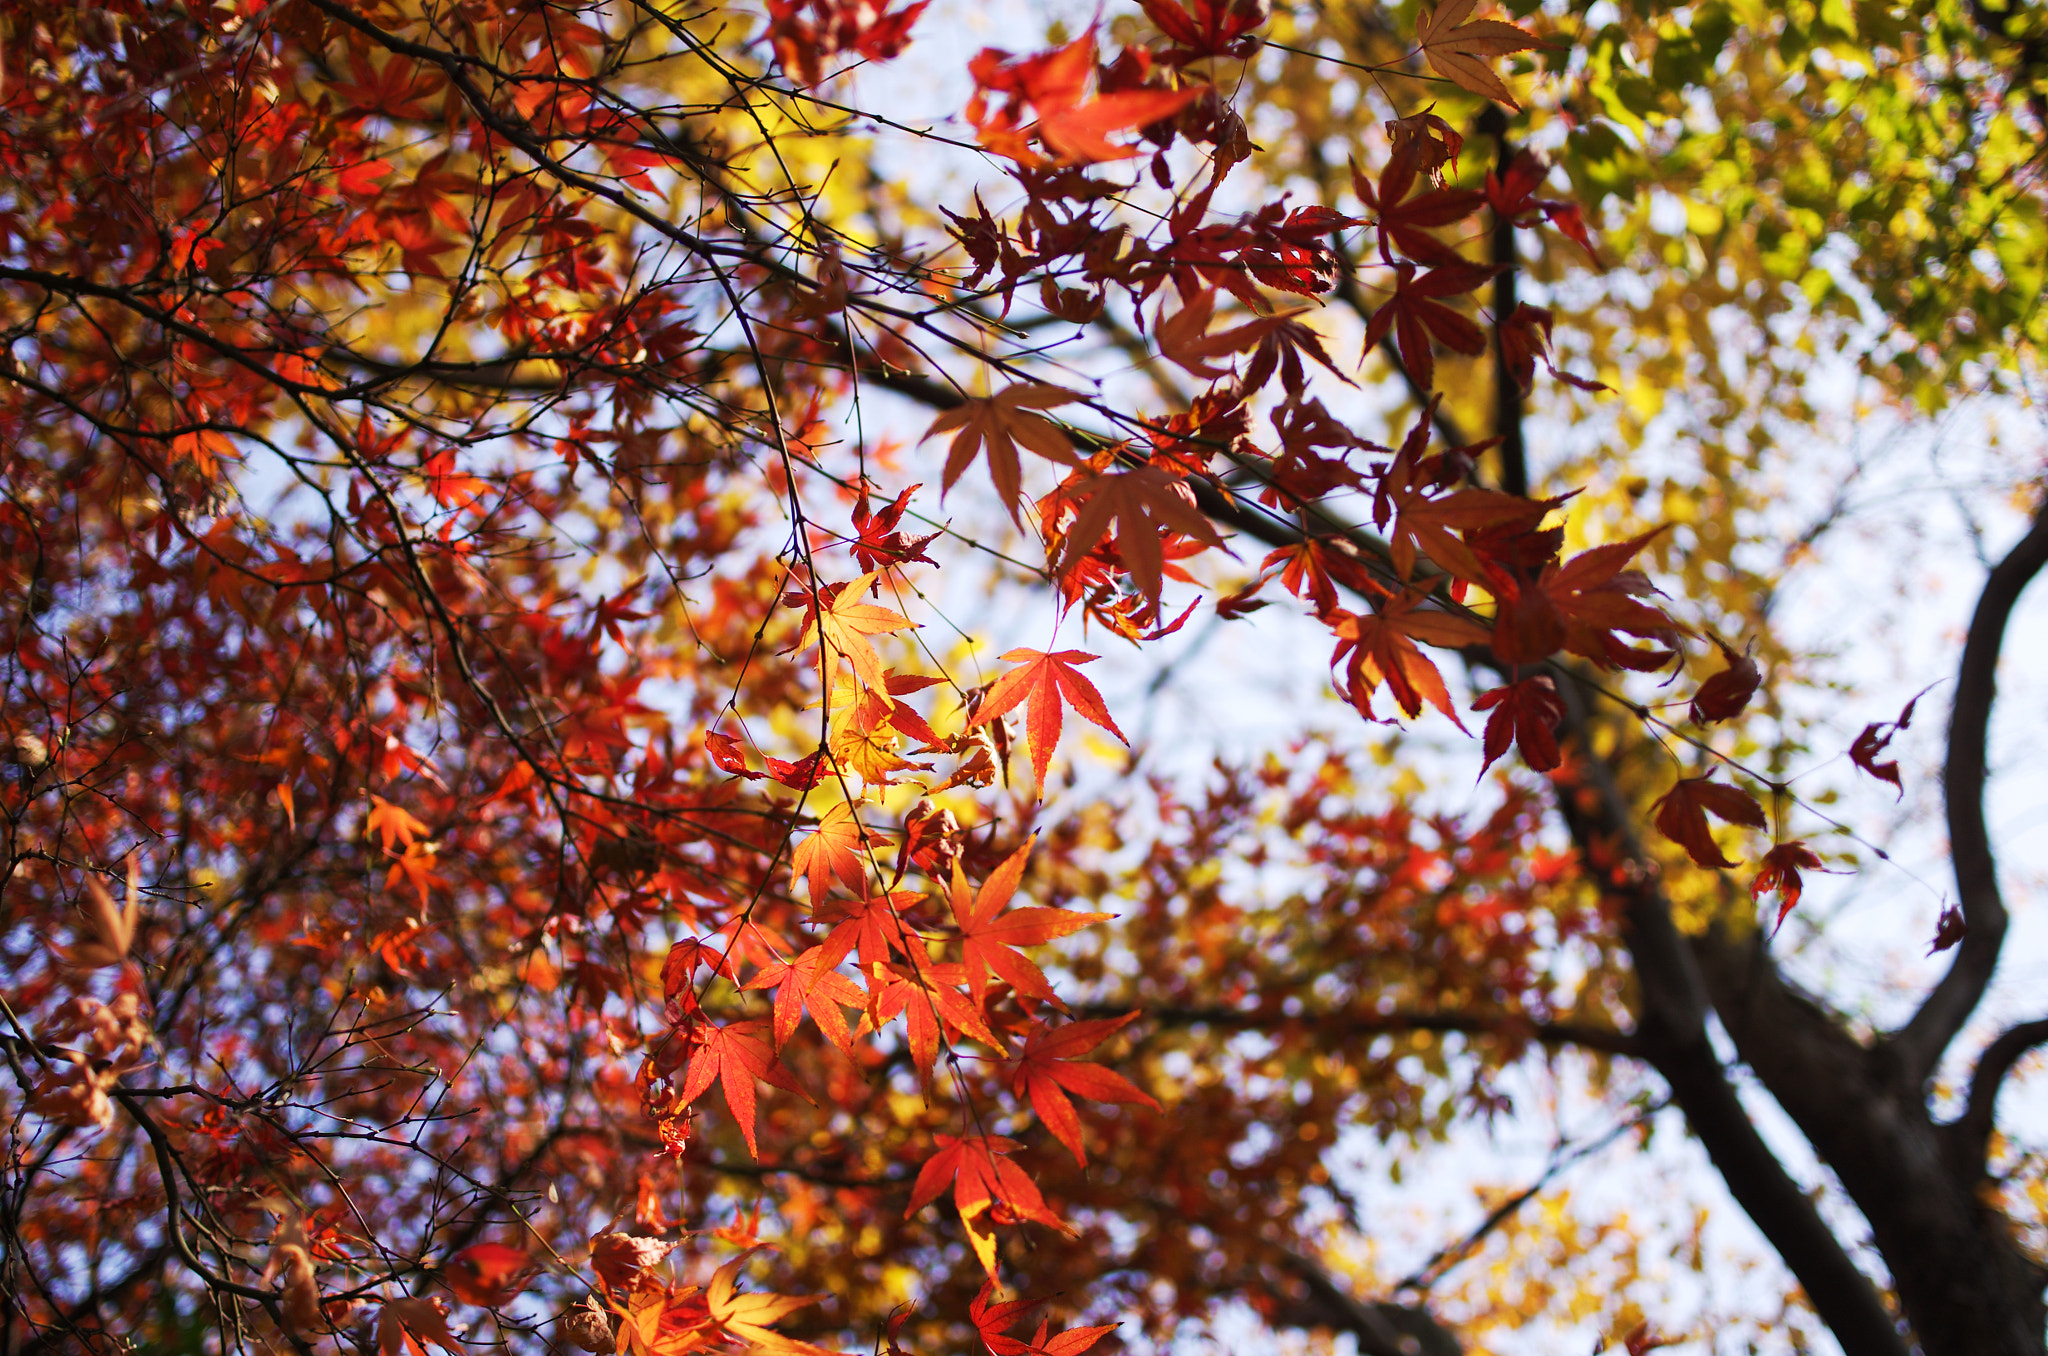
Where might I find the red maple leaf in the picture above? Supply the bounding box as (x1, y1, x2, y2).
(864, 959, 1007, 1081)
(1010, 1012, 1159, 1165)
(1140, 0, 1268, 64)
(968, 649, 1127, 790)
(906, 1134, 1071, 1278)
(1753, 840, 1824, 934)
(743, 934, 864, 1056)
(849, 484, 940, 574)
(1690, 641, 1762, 724)
(1362, 261, 1495, 389)
(677, 1019, 811, 1158)
(1848, 686, 1930, 799)
(1328, 592, 1490, 724)
(1051, 465, 1226, 612)
(970, 1280, 1119, 1356)
(949, 839, 1109, 1008)
(765, 0, 931, 86)
(1471, 674, 1566, 773)
(1653, 775, 1767, 870)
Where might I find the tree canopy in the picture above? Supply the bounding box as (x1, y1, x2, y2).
(2, 1, 2045, 1355)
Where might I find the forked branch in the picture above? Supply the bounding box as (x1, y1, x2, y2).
(1893, 498, 2048, 1088)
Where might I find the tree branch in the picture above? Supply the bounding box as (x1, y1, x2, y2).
(1893, 498, 2048, 1087)
(1082, 1002, 1639, 1058)
(1947, 1015, 2048, 1176)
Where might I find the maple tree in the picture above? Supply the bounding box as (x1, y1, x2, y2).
(0, 1, 2045, 1355)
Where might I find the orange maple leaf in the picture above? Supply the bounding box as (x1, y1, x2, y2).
(375, 1297, 461, 1356)
(1010, 1012, 1159, 1165)
(906, 1133, 1072, 1279)
(864, 958, 1007, 1080)
(924, 383, 1080, 522)
(968, 33, 1203, 165)
(789, 801, 868, 902)
(969, 648, 1127, 791)
(970, 1279, 1119, 1356)
(744, 935, 864, 1056)
(1414, 0, 1542, 109)
(365, 794, 430, 852)
(1329, 592, 1490, 724)
(443, 1243, 536, 1308)
(677, 1018, 811, 1158)
(1053, 466, 1226, 611)
(1653, 775, 1767, 870)
(950, 838, 1109, 1008)
(794, 573, 913, 692)
(705, 1248, 829, 1354)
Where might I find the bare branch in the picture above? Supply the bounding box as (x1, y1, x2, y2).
(1894, 498, 2048, 1087)
(1947, 1016, 2048, 1176)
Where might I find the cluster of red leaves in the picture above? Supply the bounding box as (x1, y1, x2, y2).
(0, 0, 1871, 1351)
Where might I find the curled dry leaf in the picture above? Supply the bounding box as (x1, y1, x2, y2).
(590, 1232, 679, 1295)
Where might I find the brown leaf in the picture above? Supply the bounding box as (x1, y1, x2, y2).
(1414, 0, 1542, 109)
(924, 383, 1081, 521)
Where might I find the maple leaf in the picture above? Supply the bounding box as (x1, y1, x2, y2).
(1753, 840, 1824, 934)
(1492, 528, 1680, 670)
(906, 1133, 1072, 1279)
(705, 1248, 826, 1353)
(1848, 686, 1929, 799)
(1471, 674, 1565, 774)
(366, 794, 430, 852)
(62, 866, 139, 971)
(970, 1280, 1119, 1356)
(376, 1297, 462, 1355)
(1141, 0, 1268, 64)
(612, 1284, 719, 1356)
(967, 34, 1203, 165)
(814, 886, 923, 968)
(792, 573, 913, 692)
(849, 484, 940, 574)
(1691, 641, 1762, 723)
(1053, 465, 1226, 611)
(864, 959, 1008, 1080)
(924, 384, 1080, 521)
(744, 934, 863, 1056)
(591, 1232, 681, 1295)
(1352, 154, 1482, 267)
(1373, 406, 1549, 584)
(767, 0, 931, 86)
(1928, 903, 1967, 955)
(1362, 261, 1495, 389)
(1010, 1012, 1159, 1165)
(969, 649, 1126, 790)
(442, 1243, 535, 1308)
(1414, 0, 1542, 109)
(1328, 592, 1490, 724)
(950, 838, 1109, 1007)
(790, 801, 868, 902)
(677, 1018, 812, 1158)
(705, 729, 763, 780)
(1653, 775, 1767, 870)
